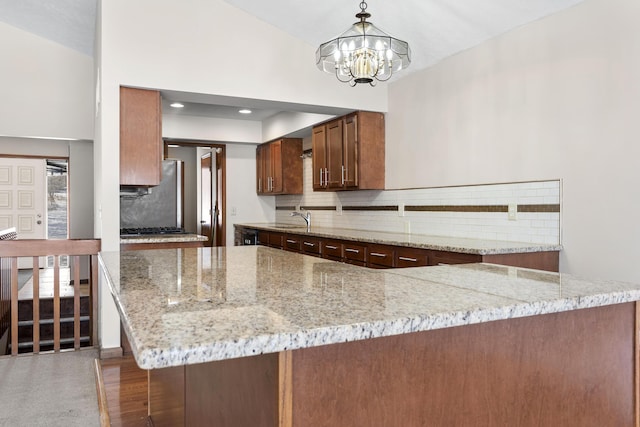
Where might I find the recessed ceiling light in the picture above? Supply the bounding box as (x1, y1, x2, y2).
(170, 102, 184, 108)
(238, 109, 252, 114)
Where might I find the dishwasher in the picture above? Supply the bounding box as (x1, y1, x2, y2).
(241, 228, 258, 245)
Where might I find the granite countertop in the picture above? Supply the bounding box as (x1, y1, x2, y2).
(120, 233, 208, 244)
(234, 223, 562, 255)
(99, 246, 640, 370)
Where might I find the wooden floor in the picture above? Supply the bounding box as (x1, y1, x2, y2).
(100, 356, 149, 426)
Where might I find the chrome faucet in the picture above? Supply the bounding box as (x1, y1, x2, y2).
(290, 210, 311, 231)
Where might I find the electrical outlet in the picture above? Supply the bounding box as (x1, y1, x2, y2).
(508, 204, 517, 221)
(337, 205, 343, 216)
(398, 203, 405, 217)
(231, 206, 237, 216)
(403, 221, 411, 234)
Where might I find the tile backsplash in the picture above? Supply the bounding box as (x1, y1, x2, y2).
(276, 158, 561, 245)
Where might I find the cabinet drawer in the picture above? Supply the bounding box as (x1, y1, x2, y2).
(343, 242, 367, 263)
(284, 235, 301, 252)
(301, 237, 321, 256)
(367, 244, 394, 268)
(322, 240, 343, 260)
(395, 247, 429, 268)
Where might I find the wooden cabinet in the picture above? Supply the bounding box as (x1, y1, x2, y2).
(395, 247, 430, 268)
(256, 138, 303, 195)
(235, 226, 559, 272)
(120, 86, 162, 186)
(284, 235, 302, 252)
(312, 111, 384, 191)
(300, 236, 321, 257)
(321, 240, 343, 261)
(312, 126, 327, 190)
(267, 232, 285, 249)
(343, 241, 367, 266)
(367, 244, 395, 268)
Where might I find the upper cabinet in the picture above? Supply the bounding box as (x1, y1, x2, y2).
(256, 138, 303, 195)
(312, 111, 385, 191)
(120, 86, 162, 186)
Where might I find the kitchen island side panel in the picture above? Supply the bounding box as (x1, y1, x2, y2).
(291, 302, 636, 427)
(146, 302, 636, 426)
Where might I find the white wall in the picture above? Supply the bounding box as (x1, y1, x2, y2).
(386, 0, 640, 283)
(0, 22, 94, 140)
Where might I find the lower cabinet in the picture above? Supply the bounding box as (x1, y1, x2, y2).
(343, 242, 367, 267)
(268, 232, 285, 249)
(284, 235, 302, 252)
(321, 240, 343, 261)
(395, 247, 430, 268)
(234, 226, 559, 272)
(368, 244, 395, 269)
(301, 236, 322, 257)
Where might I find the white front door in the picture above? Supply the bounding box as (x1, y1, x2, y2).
(0, 158, 47, 267)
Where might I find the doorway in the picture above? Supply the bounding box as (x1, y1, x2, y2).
(165, 141, 226, 246)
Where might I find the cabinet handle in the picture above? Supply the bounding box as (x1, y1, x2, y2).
(370, 252, 387, 257)
(258, 178, 262, 192)
(304, 242, 315, 247)
(325, 245, 338, 250)
(341, 165, 345, 185)
(324, 168, 328, 187)
(398, 256, 418, 262)
(345, 248, 359, 253)
(286, 239, 297, 244)
(319, 169, 324, 187)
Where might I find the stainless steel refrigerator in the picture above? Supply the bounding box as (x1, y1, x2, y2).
(120, 160, 183, 229)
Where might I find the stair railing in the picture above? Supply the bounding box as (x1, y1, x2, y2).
(0, 239, 101, 355)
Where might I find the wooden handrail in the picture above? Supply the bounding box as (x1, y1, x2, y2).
(0, 239, 101, 355)
(0, 239, 101, 257)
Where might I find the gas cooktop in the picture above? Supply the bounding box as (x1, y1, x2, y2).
(120, 227, 186, 236)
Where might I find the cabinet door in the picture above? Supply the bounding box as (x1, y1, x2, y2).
(343, 114, 358, 188)
(256, 145, 266, 193)
(326, 119, 344, 188)
(257, 230, 269, 246)
(312, 126, 327, 190)
(268, 231, 284, 249)
(269, 140, 283, 193)
(120, 87, 162, 186)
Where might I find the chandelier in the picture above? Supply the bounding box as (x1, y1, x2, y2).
(316, 1, 411, 86)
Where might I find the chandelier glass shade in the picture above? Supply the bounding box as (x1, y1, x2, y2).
(316, 1, 411, 86)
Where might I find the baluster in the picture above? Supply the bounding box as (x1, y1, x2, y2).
(32, 256, 40, 353)
(73, 255, 80, 349)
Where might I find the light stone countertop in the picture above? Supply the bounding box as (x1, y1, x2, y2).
(120, 233, 207, 244)
(234, 223, 561, 255)
(99, 246, 640, 370)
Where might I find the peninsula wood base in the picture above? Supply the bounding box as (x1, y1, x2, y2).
(149, 302, 637, 426)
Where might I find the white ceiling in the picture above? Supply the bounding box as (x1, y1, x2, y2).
(0, 0, 585, 123)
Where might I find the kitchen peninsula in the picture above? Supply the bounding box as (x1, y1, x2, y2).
(235, 223, 562, 271)
(99, 246, 640, 426)
(119, 233, 207, 251)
